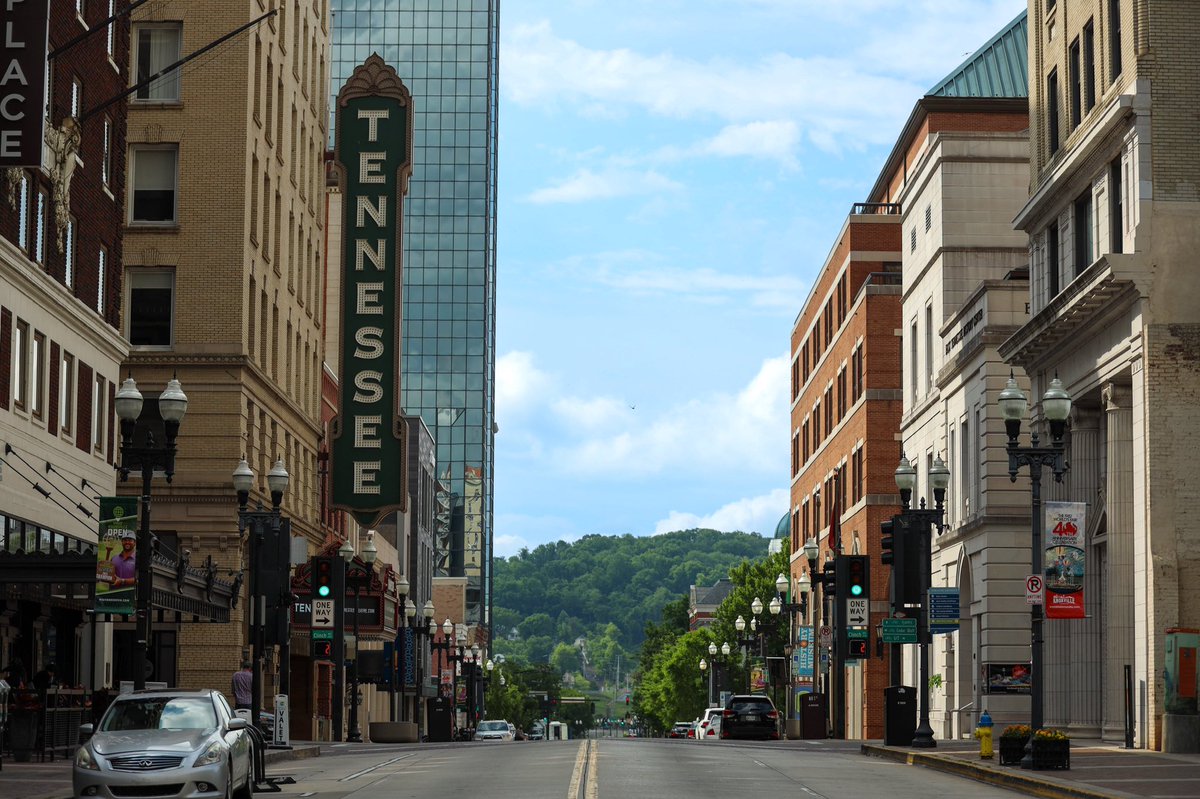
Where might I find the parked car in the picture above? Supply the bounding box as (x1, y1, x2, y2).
(474, 719, 515, 741)
(720, 694, 780, 740)
(73, 688, 253, 799)
(697, 707, 723, 741)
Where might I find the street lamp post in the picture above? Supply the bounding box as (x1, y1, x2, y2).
(894, 452, 950, 749)
(998, 373, 1071, 768)
(342, 533, 378, 743)
(232, 456, 289, 734)
(114, 376, 188, 691)
(394, 575, 417, 723)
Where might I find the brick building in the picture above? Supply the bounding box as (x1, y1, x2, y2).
(788, 208, 903, 740)
(0, 0, 131, 688)
(1003, 0, 1200, 749)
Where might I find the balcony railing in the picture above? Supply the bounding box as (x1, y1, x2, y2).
(851, 202, 902, 215)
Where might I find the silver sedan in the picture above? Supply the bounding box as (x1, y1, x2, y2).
(73, 688, 253, 799)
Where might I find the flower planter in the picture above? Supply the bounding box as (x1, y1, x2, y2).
(998, 736, 1029, 766)
(7, 712, 38, 762)
(1030, 737, 1070, 770)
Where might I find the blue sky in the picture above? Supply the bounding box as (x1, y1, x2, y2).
(493, 0, 1027, 557)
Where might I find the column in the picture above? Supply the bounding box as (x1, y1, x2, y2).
(1067, 405, 1103, 736)
(1103, 383, 1135, 740)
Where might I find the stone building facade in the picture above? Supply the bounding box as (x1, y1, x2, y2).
(1004, 0, 1200, 748)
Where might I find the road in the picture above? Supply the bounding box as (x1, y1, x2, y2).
(265, 738, 1020, 798)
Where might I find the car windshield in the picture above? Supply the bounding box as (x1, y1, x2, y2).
(479, 721, 508, 731)
(100, 697, 218, 732)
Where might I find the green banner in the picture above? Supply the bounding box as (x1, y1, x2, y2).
(97, 498, 138, 615)
(331, 55, 413, 526)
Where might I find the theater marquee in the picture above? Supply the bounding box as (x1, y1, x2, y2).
(1, 0, 50, 167)
(330, 55, 413, 525)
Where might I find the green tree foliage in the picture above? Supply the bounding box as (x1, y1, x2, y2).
(492, 528, 769, 669)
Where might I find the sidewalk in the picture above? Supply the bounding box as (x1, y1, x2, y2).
(0, 742, 320, 799)
(862, 738, 1200, 799)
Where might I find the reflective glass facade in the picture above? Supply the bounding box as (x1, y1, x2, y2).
(331, 0, 497, 626)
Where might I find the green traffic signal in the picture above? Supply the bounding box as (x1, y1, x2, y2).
(850, 584, 863, 596)
(317, 585, 331, 597)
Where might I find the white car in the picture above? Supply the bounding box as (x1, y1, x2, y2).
(74, 688, 253, 799)
(475, 719, 515, 741)
(697, 707, 723, 741)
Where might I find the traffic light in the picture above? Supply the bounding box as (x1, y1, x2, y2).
(847, 555, 869, 599)
(847, 636, 869, 659)
(312, 556, 335, 598)
(821, 558, 838, 599)
(311, 637, 333, 661)
(880, 518, 897, 566)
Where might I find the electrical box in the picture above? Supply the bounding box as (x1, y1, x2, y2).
(1165, 628, 1199, 715)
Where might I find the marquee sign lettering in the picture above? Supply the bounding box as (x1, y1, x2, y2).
(330, 55, 412, 525)
(1, 0, 50, 167)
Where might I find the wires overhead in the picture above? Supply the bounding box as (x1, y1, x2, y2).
(2, 441, 103, 536)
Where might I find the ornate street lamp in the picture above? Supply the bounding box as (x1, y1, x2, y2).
(343, 532, 377, 743)
(997, 372, 1071, 768)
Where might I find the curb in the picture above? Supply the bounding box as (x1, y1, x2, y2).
(264, 744, 322, 764)
(861, 744, 1129, 799)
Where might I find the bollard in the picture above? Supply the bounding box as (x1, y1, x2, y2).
(974, 709, 994, 760)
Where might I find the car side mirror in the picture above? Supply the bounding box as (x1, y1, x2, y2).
(227, 718, 248, 732)
(79, 722, 94, 736)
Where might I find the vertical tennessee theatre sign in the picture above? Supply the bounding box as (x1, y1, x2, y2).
(331, 55, 413, 526)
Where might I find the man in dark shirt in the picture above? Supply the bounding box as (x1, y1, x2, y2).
(232, 662, 253, 710)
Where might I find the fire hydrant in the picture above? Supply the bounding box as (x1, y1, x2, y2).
(975, 710, 994, 759)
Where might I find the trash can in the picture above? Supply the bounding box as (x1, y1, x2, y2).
(799, 692, 827, 739)
(426, 696, 452, 742)
(884, 685, 916, 746)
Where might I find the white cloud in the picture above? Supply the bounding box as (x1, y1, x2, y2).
(700, 121, 800, 165)
(552, 354, 790, 477)
(525, 167, 682, 204)
(496, 350, 553, 417)
(653, 487, 790, 536)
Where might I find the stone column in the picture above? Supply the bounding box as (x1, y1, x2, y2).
(1068, 406, 1103, 736)
(1103, 383, 1135, 740)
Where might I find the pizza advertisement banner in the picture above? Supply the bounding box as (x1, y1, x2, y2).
(1044, 501, 1086, 619)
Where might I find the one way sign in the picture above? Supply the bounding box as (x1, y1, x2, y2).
(313, 598, 335, 628)
(846, 598, 868, 626)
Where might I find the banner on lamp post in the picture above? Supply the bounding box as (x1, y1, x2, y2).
(330, 55, 413, 527)
(96, 498, 138, 615)
(1044, 501, 1086, 619)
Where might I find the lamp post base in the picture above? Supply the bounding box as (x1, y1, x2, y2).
(912, 723, 937, 748)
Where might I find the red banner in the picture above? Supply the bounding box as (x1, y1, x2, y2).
(1044, 501, 1086, 619)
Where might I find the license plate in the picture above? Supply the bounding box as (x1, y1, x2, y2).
(745, 714, 759, 721)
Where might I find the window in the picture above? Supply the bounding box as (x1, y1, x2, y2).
(64, 217, 75, 287)
(105, 0, 114, 58)
(13, 320, 28, 411)
(16, 171, 29, 251)
(1083, 20, 1095, 113)
(71, 78, 82, 118)
(1047, 221, 1060, 297)
(1047, 69, 1060, 155)
(802, 420, 809, 463)
(910, 228, 916, 252)
(823, 387, 832, 432)
(133, 25, 182, 101)
(130, 146, 178, 223)
(852, 344, 863, 401)
(1074, 190, 1093, 277)
(34, 187, 48, 264)
(909, 320, 918, 403)
(31, 331, 45, 419)
(1069, 38, 1081, 130)
(924, 204, 931, 231)
(812, 403, 820, 447)
(127, 270, 174, 346)
(91, 374, 106, 453)
(1110, 158, 1123, 254)
(1110, 0, 1122, 81)
(924, 304, 933, 393)
(960, 419, 970, 519)
(837, 368, 846, 420)
(101, 117, 112, 187)
(97, 247, 107, 314)
(60, 352, 75, 435)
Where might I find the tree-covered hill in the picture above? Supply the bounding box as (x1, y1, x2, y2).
(491, 528, 770, 676)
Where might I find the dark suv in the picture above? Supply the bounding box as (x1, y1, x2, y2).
(719, 694, 780, 740)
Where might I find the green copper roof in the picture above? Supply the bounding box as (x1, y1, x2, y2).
(928, 9, 1028, 98)
(774, 511, 790, 540)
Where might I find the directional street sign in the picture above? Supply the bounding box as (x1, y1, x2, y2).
(846, 628, 868, 639)
(846, 598, 868, 626)
(929, 588, 960, 634)
(1025, 574, 1044, 605)
(313, 598, 335, 628)
(881, 617, 918, 643)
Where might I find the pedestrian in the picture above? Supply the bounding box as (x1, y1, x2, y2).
(3, 657, 26, 686)
(232, 661, 253, 710)
(32, 662, 56, 693)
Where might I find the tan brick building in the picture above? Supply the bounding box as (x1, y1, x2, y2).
(788, 210, 903, 740)
(118, 1, 331, 697)
(1004, 0, 1200, 749)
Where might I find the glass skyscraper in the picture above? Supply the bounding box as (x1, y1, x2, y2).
(330, 0, 498, 626)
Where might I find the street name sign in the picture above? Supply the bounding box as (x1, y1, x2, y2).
(311, 629, 333, 640)
(846, 598, 868, 626)
(882, 617, 918, 643)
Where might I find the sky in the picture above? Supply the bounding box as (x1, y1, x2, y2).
(493, 0, 1027, 558)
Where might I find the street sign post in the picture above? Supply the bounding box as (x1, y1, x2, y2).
(881, 617, 918, 644)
